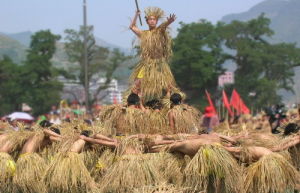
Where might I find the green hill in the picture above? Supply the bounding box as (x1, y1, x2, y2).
(0, 32, 134, 84)
(0, 34, 27, 64)
(222, 0, 300, 45)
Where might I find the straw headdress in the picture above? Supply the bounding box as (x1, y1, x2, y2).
(144, 7, 164, 20)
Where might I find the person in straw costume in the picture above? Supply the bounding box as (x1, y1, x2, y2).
(79, 134, 166, 193)
(0, 126, 61, 193)
(43, 130, 99, 193)
(224, 145, 300, 193)
(13, 127, 63, 193)
(168, 93, 201, 134)
(128, 6, 180, 102)
(99, 93, 146, 135)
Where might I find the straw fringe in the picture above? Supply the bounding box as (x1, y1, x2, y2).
(168, 105, 201, 134)
(183, 145, 242, 193)
(43, 152, 97, 193)
(0, 152, 16, 193)
(244, 153, 299, 193)
(99, 153, 163, 193)
(13, 153, 47, 193)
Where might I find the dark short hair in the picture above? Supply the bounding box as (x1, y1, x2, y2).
(127, 93, 140, 106)
(145, 99, 159, 108)
(284, 123, 300, 135)
(81, 130, 92, 137)
(170, 93, 182, 105)
(50, 127, 61, 135)
(40, 120, 52, 128)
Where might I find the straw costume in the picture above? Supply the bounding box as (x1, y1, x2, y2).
(0, 129, 37, 158)
(99, 137, 163, 193)
(13, 152, 47, 193)
(183, 144, 242, 193)
(13, 131, 48, 193)
(168, 104, 201, 134)
(145, 109, 168, 134)
(0, 152, 16, 193)
(244, 152, 299, 193)
(129, 7, 179, 102)
(43, 134, 98, 193)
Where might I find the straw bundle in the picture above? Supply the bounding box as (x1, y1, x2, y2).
(244, 153, 299, 193)
(99, 153, 163, 193)
(43, 152, 97, 193)
(146, 110, 168, 134)
(168, 105, 201, 134)
(90, 148, 116, 180)
(183, 145, 242, 193)
(133, 183, 187, 193)
(13, 153, 47, 193)
(0, 152, 16, 193)
(153, 152, 185, 185)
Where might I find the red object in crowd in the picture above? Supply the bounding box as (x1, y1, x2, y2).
(71, 100, 79, 105)
(204, 106, 215, 118)
(205, 90, 217, 115)
(222, 90, 234, 117)
(113, 95, 118, 104)
(230, 89, 250, 114)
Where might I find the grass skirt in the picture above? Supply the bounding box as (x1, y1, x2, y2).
(153, 152, 185, 185)
(0, 152, 16, 193)
(43, 152, 97, 193)
(99, 153, 163, 193)
(130, 58, 177, 102)
(244, 153, 299, 193)
(133, 183, 188, 193)
(90, 148, 115, 181)
(183, 145, 242, 193)
(13, 153, 47, 193)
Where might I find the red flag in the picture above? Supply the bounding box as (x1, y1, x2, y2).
(241, 101, 250, 114)
(205, 90, 216, 114)
(222, 90, 234, 117)
(230, 89, 241, 114)
(230, 89, 250, 114)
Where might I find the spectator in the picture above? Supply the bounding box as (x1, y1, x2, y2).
(201, 106, 219, 134)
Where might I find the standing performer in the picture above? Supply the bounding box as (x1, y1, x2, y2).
(129, 7, 180, 102)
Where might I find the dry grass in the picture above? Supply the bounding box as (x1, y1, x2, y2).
(183, 145, 242, 193)
(244, 153, 299, 193)
(13, 153, 47, 193)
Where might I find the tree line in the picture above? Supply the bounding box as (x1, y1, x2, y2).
(171, 14, 300, 110)
(1, 14, 299, 116)
(0, 27, 129, 116)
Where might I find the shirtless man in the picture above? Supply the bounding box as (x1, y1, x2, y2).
(0, 128, 61, 154)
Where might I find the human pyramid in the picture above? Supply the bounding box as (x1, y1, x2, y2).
(1, 6, 300, 193)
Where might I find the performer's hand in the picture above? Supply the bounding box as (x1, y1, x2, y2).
(167, 14, 176, 24)
(136, 10, 141, 15)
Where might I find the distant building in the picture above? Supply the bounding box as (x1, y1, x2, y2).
(218, 72, 234, 87)
(59, 76, 126, 104)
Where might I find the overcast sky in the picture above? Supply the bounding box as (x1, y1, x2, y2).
(0, 0, 265, 48)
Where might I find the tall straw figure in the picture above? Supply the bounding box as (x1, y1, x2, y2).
(129, 7, 180, 102)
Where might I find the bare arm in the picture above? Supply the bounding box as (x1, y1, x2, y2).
(272, 136, 300, 152)
(80, 135, 117, 148)
(94, 134, 116, 142)
(49, 136, 62, 142)
(130, 10, 142, 37)
(213, 133, 237, 145)
(43, 128, 61, 138)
